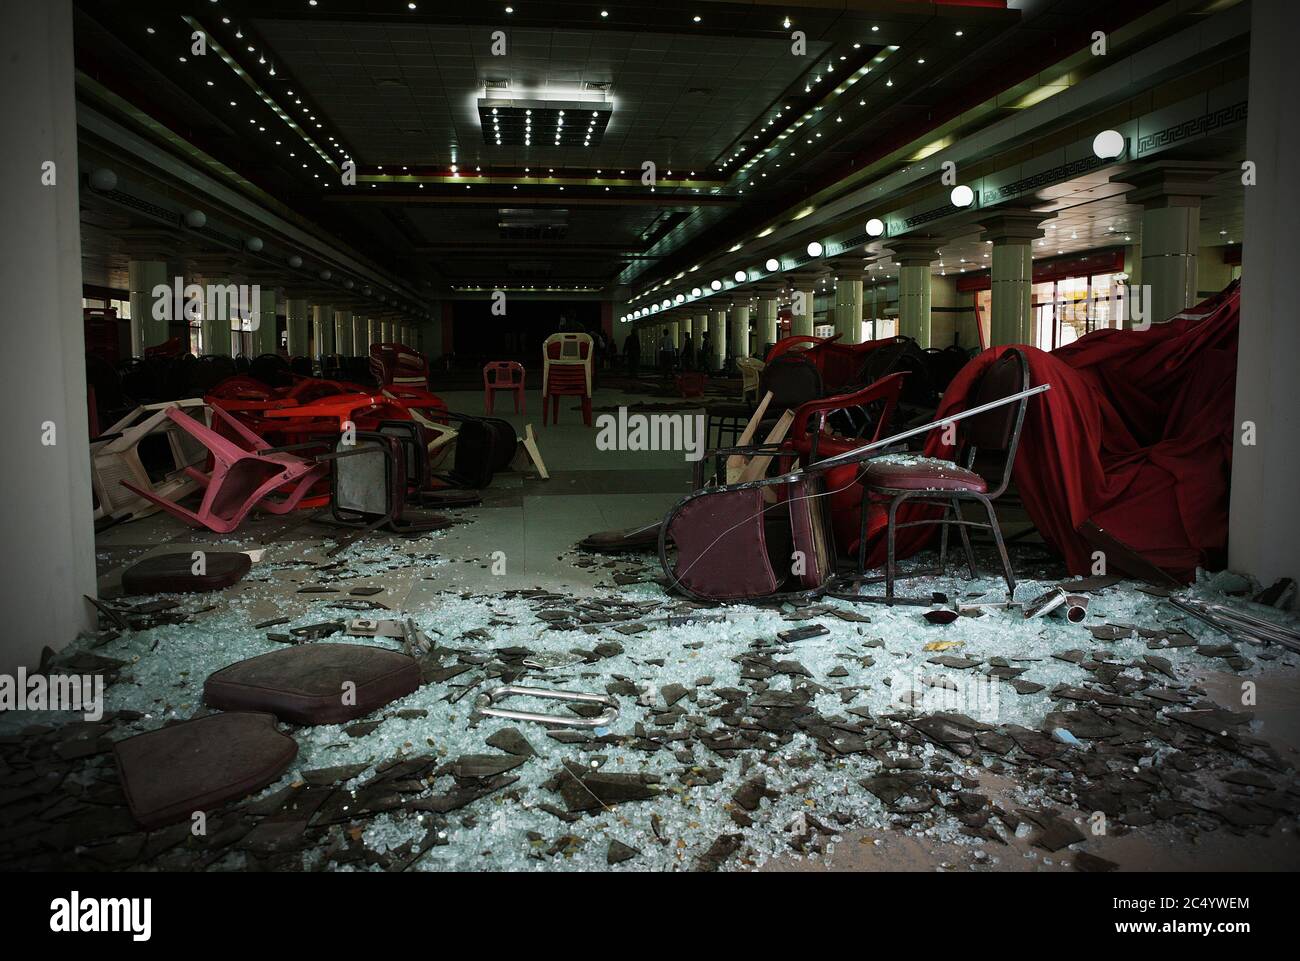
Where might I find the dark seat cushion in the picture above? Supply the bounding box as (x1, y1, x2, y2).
(865, 457, 988, 493)
(114, 712, 297, 829)
(204, 643, 420, 725)
(121, 551, 252, 595)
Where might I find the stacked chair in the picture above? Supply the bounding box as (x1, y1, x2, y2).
(541, 332, 594, 426)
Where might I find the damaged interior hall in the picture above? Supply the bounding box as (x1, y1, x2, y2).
(3, 0, 1300, 889)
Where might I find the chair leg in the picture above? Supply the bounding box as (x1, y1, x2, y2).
(980, 497, 1016, 598)
(885, 495, 903, 605)
(485, 389, 493, 414)
(581, 396, 592, 427)
(856, 488, 871, 575)
(938, 504, 951, 577)
(953, 497, 977, 578)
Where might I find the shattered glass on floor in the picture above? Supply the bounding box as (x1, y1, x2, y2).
(3, 525, 1299, 873)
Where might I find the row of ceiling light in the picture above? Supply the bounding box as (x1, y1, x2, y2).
(627, 128, 1135, 316)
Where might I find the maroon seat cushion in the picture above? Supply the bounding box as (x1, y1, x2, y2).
(204, 643, 420, 725)
(121, 551, 251, 595)
(114, 712, 297, 829)
(865, 457, 988, 493)
(668, 487, 784, 600)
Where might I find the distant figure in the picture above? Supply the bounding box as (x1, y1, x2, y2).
(680, 331, 695, 371)
(594, 330, 608, 370)
(624, 330, 641, 375)
(659, 329, 675, 377)
(605, 336, 618, 370)
(699, 331, 713, 373)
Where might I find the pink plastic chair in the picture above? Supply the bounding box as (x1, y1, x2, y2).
(121, 406, 328, 533)
(483, 361, 526, 414)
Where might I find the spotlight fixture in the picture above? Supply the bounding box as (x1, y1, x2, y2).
(478, 97, 612, 146)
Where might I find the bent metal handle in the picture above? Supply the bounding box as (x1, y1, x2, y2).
(476, 684, 620, 727)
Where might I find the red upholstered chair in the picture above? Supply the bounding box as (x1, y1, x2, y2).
(787, 372, 908, 464)
(659, 472, 836, 602)
(860, 349, 1030, 603)
(370, 343, 430, 391)
(483, 361, 526, 414)
(542, 332, 593, 426)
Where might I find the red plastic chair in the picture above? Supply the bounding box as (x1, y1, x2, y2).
(542, 333, 593, 427)
(674, 372, 706, 398)
(483, 361, 526, 414)
(120, 406, 328, 533)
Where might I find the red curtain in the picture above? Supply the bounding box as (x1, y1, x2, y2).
(856, 283, 1240, 582)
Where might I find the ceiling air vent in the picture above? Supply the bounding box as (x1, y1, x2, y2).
(485, 78, 511, 91)
(585, 81, 612, 92)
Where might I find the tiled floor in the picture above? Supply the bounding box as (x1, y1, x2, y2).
(20, 383, 1292, 873)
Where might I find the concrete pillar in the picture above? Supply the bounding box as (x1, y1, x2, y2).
(827, 259, 864, 344)
(710, 309, 727, 371)
(754, 288, 780, 352)
(254, 286, 279, 356)
(190, 257, 241, 356)
(785, 271, 822, 338)
(127, 258, 169, 356)
(0, 0, 97, 670)
(368, 316, 381, 350)
(729, 303, 751, 363)
(668, 317, 681, 349)
(204, 278, 235, 357)
(1115, 163, 1229, 325)
(334, 307, 353, 357)
(285, 297, 310, 356)
(978, 211, 1047, 347)
(313, 304, 334, 359)
(353, 313, 367, 358)
(890, 238, 942, 347)
(1229, 0, 1300, 597)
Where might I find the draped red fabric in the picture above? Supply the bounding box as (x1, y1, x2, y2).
(855, 283, 1240, 582)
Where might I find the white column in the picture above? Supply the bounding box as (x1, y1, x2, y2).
(729, 303, 750, 363)
(334, 307, 353, 357)
(313, 304, 333, 359)
(710, 309, 727, 370)
(0, 0, 96, 671)
(254, 286, 278, 356)
(203, 277, 235, 356)
(286, 298, 310, 356)
(353, 314, 367, 357)
(128, 259, 169, 357)
(1229, 0, 1300, 596)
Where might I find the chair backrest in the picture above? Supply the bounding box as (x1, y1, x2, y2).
(484, 361, 525, 387)
(760, 353, 822, 410)
(370, 343, 430, 390)
(862, 337, 936, 406)
(736, 357, 765, 395)
(542, 333, 593, 395)
(961, 348, 1030, 495)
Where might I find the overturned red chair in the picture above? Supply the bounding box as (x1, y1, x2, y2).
(542, 332, 593, 427)
(659, 470, 837, 602)
(483, 361, 526, 414)
(121, 405, 328, 533)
